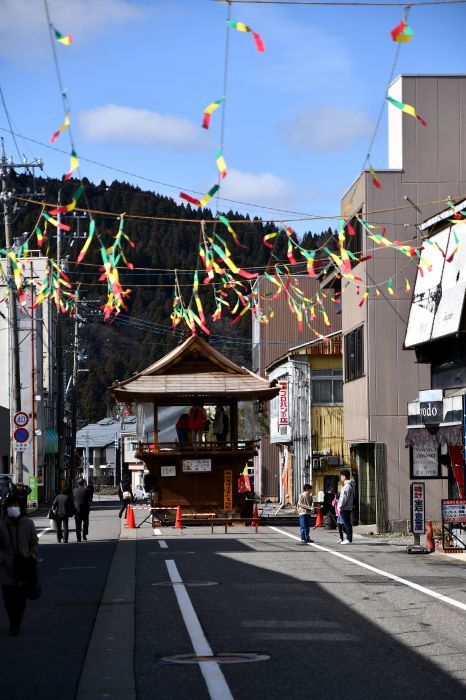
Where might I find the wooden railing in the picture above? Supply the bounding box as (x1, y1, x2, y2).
(135, 440, 257, 454)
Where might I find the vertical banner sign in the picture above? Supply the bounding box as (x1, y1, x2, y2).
(278, 381, 289, 425)
(224, 470, 233, 512)
(411, 482, 425, 535)
(28, 475, 38, 503)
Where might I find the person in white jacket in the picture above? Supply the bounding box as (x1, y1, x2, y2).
(338, 469, 354, 544)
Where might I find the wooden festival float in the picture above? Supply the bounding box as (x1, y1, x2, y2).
(111, 334, 279, 520)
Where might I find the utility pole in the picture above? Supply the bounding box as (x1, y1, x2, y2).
(55, 189, 66, 487)
(70, 285, 80, 484)
(1, 140, 43, 483)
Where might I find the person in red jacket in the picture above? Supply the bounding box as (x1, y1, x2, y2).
(188, 405, 207, 447)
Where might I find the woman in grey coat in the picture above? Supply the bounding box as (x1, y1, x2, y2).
(0, 494, 38, 635)
(52, 487, 76, 543)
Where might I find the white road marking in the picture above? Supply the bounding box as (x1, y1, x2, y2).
(270, 526, 466, 613)
(38, 527, 53, 538)
(159, 540, 168, 549)
(165, 560, 233, 700)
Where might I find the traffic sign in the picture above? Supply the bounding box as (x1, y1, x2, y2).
(14, 427, 30, 444)
(13, 411, 29, 428)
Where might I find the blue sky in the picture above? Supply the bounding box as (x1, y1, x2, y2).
(1, 0, 465, 233)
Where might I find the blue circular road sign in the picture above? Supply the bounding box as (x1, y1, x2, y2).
(14, 427, 30, 443)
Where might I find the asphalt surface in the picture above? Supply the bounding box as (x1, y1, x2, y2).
(2, 502, 466, 699)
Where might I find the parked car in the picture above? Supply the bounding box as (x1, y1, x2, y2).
(134, 484, 149, 501)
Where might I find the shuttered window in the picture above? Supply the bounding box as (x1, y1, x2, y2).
(344, 326, 364, 382)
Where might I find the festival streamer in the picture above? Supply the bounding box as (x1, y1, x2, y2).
(405, 278, 411, 293)
(7, 252, 26, 306)
(53, 27, 72, 45)
(387, 278, 394, 295)
(263, 232, 277, 249)
(77, 220, 96, 264)
(50, 113, 70, 143)
(369, 166, 382, 189)
(42, 212, 71, 231)
(386, 96, 428, 127)
(216, 149, 227, 179)
(202, 97, 224, 129)
(218, 215, 246, 247)
(208, 238, 258, 280)
(228, 19, 265, 53)
(390, 20, 413, 42)
(359, 288, 369, 308)
(64, 150, 79, 180)
(49, 183, 85, 215)
(180, 184, 219, 208)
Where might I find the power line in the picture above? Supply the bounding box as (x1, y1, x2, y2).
(215, 0, 466, 6)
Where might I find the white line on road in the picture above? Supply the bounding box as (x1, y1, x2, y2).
(165, 560, 234, 700)
(159, 540, 168, 549)
(38, 527, 53, 538)
(270, 526, 466, 613)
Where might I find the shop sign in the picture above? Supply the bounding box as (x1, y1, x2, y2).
(224, 470, 233, 512)
(442, 499, 466, 524)
(182, 459, 211, 473)
(419, 389, 443, 425)
(161, 466, 176, 477)
(411, 482, 425, 535)
(410, 444, 440, 479)
(278, 382, 289, 426)
(28, 475, 38, 503)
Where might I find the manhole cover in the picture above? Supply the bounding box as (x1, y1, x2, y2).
(152, 581, 219, 588)
(160, 653, 270, 665)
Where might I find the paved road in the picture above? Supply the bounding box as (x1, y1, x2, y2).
(2, 504, 466, 699)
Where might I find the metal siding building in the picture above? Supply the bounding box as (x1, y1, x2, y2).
(252, 276, 341, 498)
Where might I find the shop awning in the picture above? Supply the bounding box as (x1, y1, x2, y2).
(44, 428, 58, 455)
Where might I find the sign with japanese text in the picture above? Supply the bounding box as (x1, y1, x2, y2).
(442, 499, 466, 524)
(411, 482, 425, 535)
(410, 444, 440, 479)
(28, 475, 38, 503)
(224, 469, 233, 512)
(182, 459, 211, 473)
(278, 382, 289, 426)
(161, 466, 176, 477)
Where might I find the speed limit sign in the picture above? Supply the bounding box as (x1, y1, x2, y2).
(14, 412, 29, 428)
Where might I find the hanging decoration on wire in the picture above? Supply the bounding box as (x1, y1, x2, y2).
(216, 149, 228, 179)
(202, 97, 225, 129)
(390, 19, 413, 43)
(386, 96, 428, 126)
(64, 150, 79, 180)
(49, 183, 85, 215)
(53, 26, 72, 45)
(180, 184, 220, 208)
(227, 19, 265, 53)
(369, 165, 382, 190)
(50, 112, 70, 143)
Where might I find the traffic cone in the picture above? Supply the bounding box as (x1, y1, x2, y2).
(252, 504, 260, 527)
(126, 505, 136, 529)
(426, 520, 435, 552)
(313, 507, 323, 528)
(174, 505, 184, 530)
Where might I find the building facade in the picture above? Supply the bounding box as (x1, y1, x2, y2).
(340, 74, 466, 530)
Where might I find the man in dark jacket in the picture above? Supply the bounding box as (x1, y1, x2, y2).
(0, 477, 14, 519)
(52, 488, 75, 543)
(73, 479, 92, 542)
(13, 483, 32, 517)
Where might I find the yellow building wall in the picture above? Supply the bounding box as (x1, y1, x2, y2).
(311, 406, 350, 494)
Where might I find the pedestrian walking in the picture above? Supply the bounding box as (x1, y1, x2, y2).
(297, 483, 314, 544)
(0, 476, 14, 519)
(0, 494, 39, 635)
(118, 481, 133, 519)
(13, 483, 32, 517)
(332, 493, 346, 543)
(52, 487, 76, 543)
(338, 469, 354, 544)
(73, 479, 92, 542)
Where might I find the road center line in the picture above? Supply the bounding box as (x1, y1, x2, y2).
(270, 526, 466, 613)
(159, 540, 168, 549)
(165, 560, 233, 700)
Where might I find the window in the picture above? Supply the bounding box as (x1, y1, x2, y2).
(312, 369, 343, 405)
(344, 326, 364, 382)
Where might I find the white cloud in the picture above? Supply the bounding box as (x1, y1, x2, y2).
(79, 103, 209, 152)
(278, 107, 373, 153)
(0, 0, 145, 62)
(220, 168, 296, 209)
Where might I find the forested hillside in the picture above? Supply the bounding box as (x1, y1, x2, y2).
(6, 174, 335, 421)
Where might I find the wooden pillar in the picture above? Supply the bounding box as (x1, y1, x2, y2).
(153, 401, 159, 451)
(230, 401, 238, 448)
